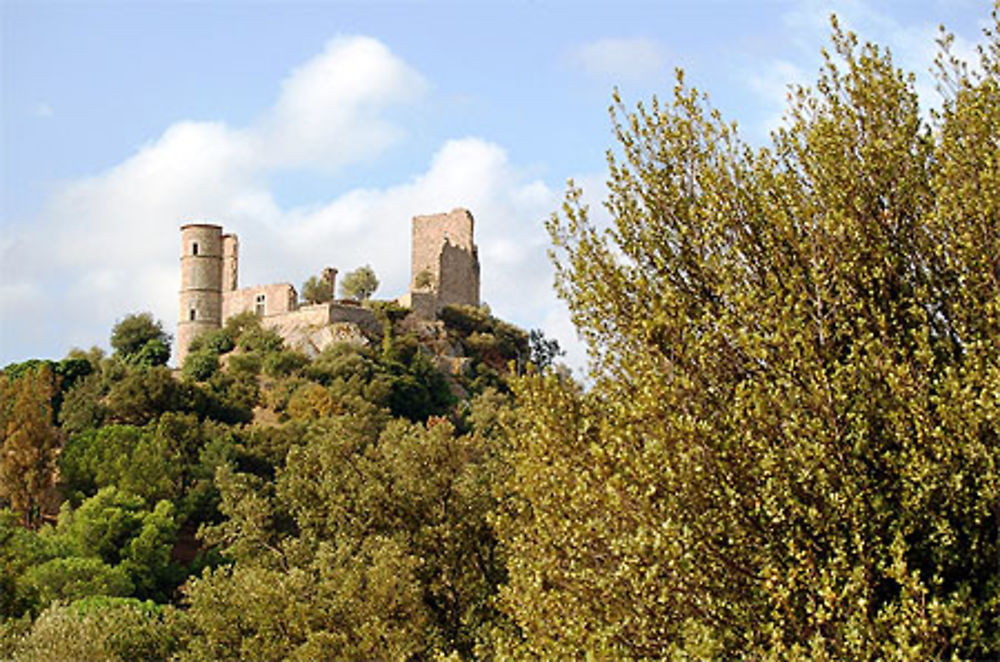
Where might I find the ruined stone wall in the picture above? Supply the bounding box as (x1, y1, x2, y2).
(180, 206, 483, 363)
(397, 291, 438, 319)
(411, 209, 475, 286)
(222, 283, 298, 321)
(438, 241, 480, 308)
(263, 304, 328, 329)
(409, 208, 480, 313)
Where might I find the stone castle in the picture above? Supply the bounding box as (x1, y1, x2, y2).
(177, 208, 480, 363)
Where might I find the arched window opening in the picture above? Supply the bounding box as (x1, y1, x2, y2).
(192, 242, 199, 256)
(255, 293, 266, 316)
(189, 308, 196, 321)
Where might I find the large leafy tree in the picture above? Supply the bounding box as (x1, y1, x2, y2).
(0, 365, 61, 528)
(109, 313, 171, 367)
(498, 16, 1000, 660)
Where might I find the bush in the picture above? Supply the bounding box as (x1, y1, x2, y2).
(182, 351, 219, 382)
(187, 329, 235, 355)
(262, 350, 309, 378)
(8, 597, 184, 662)
(18, 557, 133, 605)
(227, 353, 262, 378)
(236, 326, 284, 355)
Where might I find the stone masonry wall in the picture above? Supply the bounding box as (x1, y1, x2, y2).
(222, 283, 298, 321)
(411, 209, 475, 288)
(409, 208, 480, 313)
(438, 241, 480, 308)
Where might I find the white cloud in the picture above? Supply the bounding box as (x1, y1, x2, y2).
(257, 36, 428, 171)
(0, 36, 590, 373)
(570, 37, 668, 81)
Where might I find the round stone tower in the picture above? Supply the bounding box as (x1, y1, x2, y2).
(178, 224, 224, 365)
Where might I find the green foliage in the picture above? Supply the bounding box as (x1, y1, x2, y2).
(528, 328, 564, 371)
(339, 264, 379, 301)
(109, 313, 171, 367)
(498, 16, 1000, 659)
(226, 352, 262, 379)
(222, 311, 261, 343)
(60, 414, 236, 527)
(55, 488, 182, 602)
(262, 349, 309, 378)
(18, 556, 133, 605)
(440, 305, 528, 374)
(367, 298, 410, 324)
(1, 508, 59, 618)
(105, 366, 180, 425)
(236, 325, 285, 355)
(64, 346, 106, 372)
(180, 540, 427, 662)
(200, 371, 257, 424)
(60, 425, 149, 502)
(6, 597, 185, 662)
(187, 328, 235, 355)
(184, 409, 508, 659)
(301, 273, 334, 304)
(182, 350, 220, 382)
(0, 364, 61, 528)
(439, 304, 492, 335)
(58, 373, 108, 435)
(386, 350, 455, 422)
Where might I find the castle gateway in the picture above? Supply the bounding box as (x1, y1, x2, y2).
(177, 208, 480, 363)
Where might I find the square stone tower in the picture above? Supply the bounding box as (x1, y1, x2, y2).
(409, 208, 480, 311)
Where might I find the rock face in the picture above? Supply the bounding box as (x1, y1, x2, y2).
(263, 320, 370, 357)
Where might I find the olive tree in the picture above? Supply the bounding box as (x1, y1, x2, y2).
(339, 265, 379, 301)
(497, 16, 1000, 660)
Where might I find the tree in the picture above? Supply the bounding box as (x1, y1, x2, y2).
(0, 365, 61, 528)
(110, 314, 171, 367)
(498, 16, 1000, 660)
(181, 351, 219, 382)
(528, 329, 564, 371)
(6, 597, 184, 662)
(339, 265, 379, 301)
(105, 366, 180, 425)
(182, 412, 508, 659)
(301, 274, 334, 304)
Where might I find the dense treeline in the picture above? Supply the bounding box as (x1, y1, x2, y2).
(0, 303, 533, 660)
(2, 16, 999, 660)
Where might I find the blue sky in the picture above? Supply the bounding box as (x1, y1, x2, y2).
(0, 0, 991, 371)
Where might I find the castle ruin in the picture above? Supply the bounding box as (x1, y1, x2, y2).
(177, 208, 480, 364)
